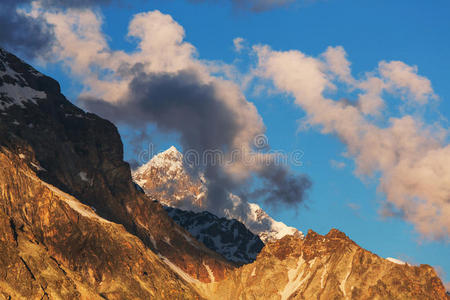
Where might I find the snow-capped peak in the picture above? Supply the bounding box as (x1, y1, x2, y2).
(247, 202, 301, 242)
(132, 146, 303, 244)
(137, 146, 183, 172)
(133, 146, 185, 187)
(166, 145, 180, 155)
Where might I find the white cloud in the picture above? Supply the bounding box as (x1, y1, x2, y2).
(378, 60, 436, 104)
(330, 159, 346, 169)
(356, 76, 385, 115)
(347, 202, 360, 211)
(323, 46, 355, 85)
(255, 45, 450, 240)
(40, 8, 262, 165)
(233, 37, 245, 52)
(41, 9, 201, 102)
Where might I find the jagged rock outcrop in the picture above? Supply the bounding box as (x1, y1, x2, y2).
(0, 47, 233, 300)
(200, 229, 448, 299)
(133, 146, 301, 243)
(165, 206, 264, 264)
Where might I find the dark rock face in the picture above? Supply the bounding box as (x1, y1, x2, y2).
(0, 47, 137, 232)
(165, 206, 264, 264)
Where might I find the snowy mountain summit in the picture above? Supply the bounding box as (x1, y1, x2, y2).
(132, 146, 302, 244)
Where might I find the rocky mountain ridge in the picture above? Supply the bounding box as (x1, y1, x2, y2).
(191, 229, 449, 299)
(165, 206, 265, 264)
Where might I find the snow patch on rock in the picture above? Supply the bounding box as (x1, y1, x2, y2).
(386, 257, 406, 265)
(158, 254, 201, 285)
(203, 262, 215, 282)
(280, 257, 309, 300)
(0, 83, 46, 110)
(0, 50, 47, 111)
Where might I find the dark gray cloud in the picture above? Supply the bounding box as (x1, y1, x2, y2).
(81, 69, 311, 208)
(40, 0, 112, 7)
(127, 71, 241, 152)
(256, 164, 311, 206)
(82, 70, 241, 150)
(0, 0, 111, 58)
(81, 70, 247, 210)
(190, 0, 295, 12)
(232, 0, 294, 11)
(122, 128, 154, 170)
(0, 1, 54, 58)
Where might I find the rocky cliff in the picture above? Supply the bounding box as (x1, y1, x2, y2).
(0, 149, 200, 299)
(165, 206, 264, 264)
(0, 47, 233, 300)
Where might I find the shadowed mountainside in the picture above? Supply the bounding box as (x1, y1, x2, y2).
(0, 47, 235, 298)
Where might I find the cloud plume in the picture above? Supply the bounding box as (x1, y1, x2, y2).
(34, 8, 311, 216)
(254, 45, 450, 240)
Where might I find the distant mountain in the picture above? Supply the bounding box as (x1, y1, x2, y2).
(132, 146, 302, 243)
(165, 206, 264, 264)
(196, 229, 449, 299)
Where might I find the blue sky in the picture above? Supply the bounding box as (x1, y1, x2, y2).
(34, 0, 450, 283)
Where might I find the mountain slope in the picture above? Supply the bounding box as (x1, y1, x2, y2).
(0, 46, 233, 299)
(0, 149, 199, 299)
(200, 229, 448, 299)
(133, 146, 301, 243)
